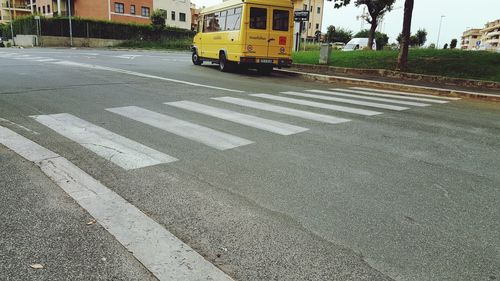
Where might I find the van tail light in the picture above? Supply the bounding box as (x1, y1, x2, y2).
(240, 57, 256, 63)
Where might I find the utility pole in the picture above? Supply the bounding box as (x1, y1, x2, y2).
(67, 0, 73, 47)
(436, 15, 445, 49)
(7, 0, 15, 46)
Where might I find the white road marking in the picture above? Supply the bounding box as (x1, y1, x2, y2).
(212, 97, 351, 124)
(350, 87, 462, 100)
(114, 54, 142, 60)
(329, 89, 448, 104)
(251, 94, 382, 116)
(17, 56, 47, 61)
(308, 89, 432, 107)
(281, 91, 408, 111)
(36, 58, 58, 62)
(166, 101, 308, 135)
(0, 117, 39, 135)
(107, 106, 253, 150)
(51, 60, 244, 93)
(0, 53, 17, 57)
(33, 113, 177, 170)
(0, 126, 234, 281)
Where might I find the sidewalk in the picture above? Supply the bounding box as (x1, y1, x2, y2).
(275, 65, 500, 101)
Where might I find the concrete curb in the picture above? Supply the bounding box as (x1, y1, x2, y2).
(292, 63, 500, 90)
(275, 69, 500, 102)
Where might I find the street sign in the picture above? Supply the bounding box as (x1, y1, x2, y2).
(34, 16, 40, 20)
(476, 40, 481, 46)
(294, 10, 309, 22)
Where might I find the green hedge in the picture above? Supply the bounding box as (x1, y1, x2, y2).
(4, 16, 194, 40)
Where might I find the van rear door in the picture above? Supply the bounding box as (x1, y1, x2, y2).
(245, 6, 270, 59)
(267, 8, 292, 59)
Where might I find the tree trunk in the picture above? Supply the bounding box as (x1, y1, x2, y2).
(397, 0, 414, 71)
(367, 21, 377, 50)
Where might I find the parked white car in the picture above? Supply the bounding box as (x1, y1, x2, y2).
(343, 38, 376, 51)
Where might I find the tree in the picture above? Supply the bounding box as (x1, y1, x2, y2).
(443, 43, 448, 49)
(409, 35, 418, 46)
(450, 39, 458, 49)
(415, 29, 427, 46)
(397, 0, 414, 71)
(151, 9, 167, 31)
(326, 26, 353, 44)
(331, 0, 396, 50)
(355, 29, 389, 50)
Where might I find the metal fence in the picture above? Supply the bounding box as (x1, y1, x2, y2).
(1, 16, 194, 40)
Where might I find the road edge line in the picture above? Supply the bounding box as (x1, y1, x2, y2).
(0, 125, 235, 281)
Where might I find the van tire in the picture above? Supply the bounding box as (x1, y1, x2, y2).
(218, 52, 232, 72)
(192, 51, 203, 65)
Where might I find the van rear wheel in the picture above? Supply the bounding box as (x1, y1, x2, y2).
(219, 52, 232, 72)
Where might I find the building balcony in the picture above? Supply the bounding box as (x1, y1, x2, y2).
(0, 2, 31, 12)
(486, 38, 499, 44)
(486, 30, 500, 37)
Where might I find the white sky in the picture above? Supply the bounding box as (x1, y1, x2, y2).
(191, 0, 500, 46)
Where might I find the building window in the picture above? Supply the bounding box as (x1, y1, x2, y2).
(42, 6, 46, 14)
(47, 4, 50, 13)
(130, 5, 136, 15)
(317, 7, 321, 14)
(114, 3, 124, 14)
(179, 12, 186, 22)
(142, 7, 150, 17)
(303, 4, 307, 11)
(309, 22, 312, 29)
(316, 23, 319, 29)
(38, 7, 41, 13)
(171, 11, 175, 21)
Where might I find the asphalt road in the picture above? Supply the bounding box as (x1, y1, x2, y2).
(0, 48, 499, 281)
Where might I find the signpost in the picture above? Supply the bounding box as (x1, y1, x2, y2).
(293, 10, 309, 52)
(34, 16, 41, 46)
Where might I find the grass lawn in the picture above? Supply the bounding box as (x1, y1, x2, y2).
(292, 49, 500, 82)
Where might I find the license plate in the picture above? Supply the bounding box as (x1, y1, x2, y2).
(260, 59, 273, 64)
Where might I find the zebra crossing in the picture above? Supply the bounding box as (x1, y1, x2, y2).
(7, 86, 458, 171)
(0, 51, 461, 171)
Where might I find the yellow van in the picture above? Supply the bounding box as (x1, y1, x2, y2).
(191, 0, 294, 74)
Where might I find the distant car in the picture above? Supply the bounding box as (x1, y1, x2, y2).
(331, 42, 345, 50)
(0, 37, 5, 48)
(343, 38, 376, 51)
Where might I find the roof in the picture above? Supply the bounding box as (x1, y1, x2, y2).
(201, 0, 293, 14)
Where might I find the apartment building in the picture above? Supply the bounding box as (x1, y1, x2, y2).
(480, 19, 500, 51)
(0, 0, 33, 24)
(153, 0, 191, 30)
(460, 28, 482, 50)
(461, 19, 500, 52)
(4, 0, 191, 28)
(33, 0, 153, 24)
(292, 0, 324, 39)
(190, 2, 200, 31)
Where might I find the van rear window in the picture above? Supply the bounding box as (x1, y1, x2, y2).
(273, 10, 289, 31)
(250, 7, 267, 30)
